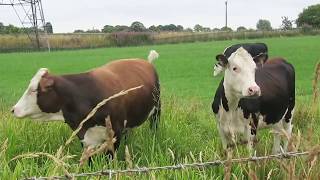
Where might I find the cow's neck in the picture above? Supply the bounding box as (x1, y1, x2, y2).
(224, 87, 241, 110)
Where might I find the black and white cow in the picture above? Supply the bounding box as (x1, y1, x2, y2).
(214, 43, 268, 76)
(212, 47, 295, 154)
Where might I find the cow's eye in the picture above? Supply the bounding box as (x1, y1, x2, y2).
(233, 67, 237, 71)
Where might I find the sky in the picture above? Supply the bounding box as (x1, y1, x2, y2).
(0, 0, 319, 33)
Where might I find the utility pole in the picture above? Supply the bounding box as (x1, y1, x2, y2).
(225, 0, 228, 28)
(0, 0, 50, 51)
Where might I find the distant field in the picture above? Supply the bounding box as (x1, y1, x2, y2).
(0, 36, 319, 179)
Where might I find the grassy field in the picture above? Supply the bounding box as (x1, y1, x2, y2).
(0, 36, 320, 179)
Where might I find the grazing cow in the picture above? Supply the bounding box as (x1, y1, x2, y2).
(211, 47, 295, 154)
(214, 43, 268, 76)
(12, 50, 161, 155)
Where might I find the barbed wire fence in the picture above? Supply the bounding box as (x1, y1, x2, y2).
(22, 150, 320, 180)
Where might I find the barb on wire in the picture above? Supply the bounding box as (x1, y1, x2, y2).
(23, 150, 319, 180)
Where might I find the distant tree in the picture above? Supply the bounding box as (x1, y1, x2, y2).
(194, 24, 203, 32)
(177, 25, 184, 31)
(86, 28, 100, 33)
(184, 28, 193, 32)
(156, 25, 163, 31)
(0, 22, 4, 33)
(212, 28, 220, 32)
(256, 19, 272, 31)
(130, 21, 146, 32)
(148, 25, 158, 32)
(6, 24, 20, 34)
(237, 26, 247, 32)
(45, 22, 53, 33)
(114, 25, 130, 32)
(221, 26, 233, 32)
(281, 16, 293, 30)
(102, 25, 115, 33)
(202, 27, 211, 32)
(296, 4, 320, 28)
(74, 29, 85, 33)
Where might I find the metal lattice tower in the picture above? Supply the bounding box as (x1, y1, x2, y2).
(0, 0, 50, 51)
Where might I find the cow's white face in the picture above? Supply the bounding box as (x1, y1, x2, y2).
(12, 68, 64, 121)
(217, 47, 261, 98)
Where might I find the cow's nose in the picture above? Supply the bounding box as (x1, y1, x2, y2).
(11, 107, 14, 114)
(248, 86, 261, 96)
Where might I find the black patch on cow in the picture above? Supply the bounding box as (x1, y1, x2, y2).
(212, 78, 229, 114)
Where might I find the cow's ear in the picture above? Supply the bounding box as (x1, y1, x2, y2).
(254, 53, 268, 67)
(39, 77, 54, 92)
(216, 54, 228, 67)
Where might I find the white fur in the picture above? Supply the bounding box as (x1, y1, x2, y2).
(148, 50, 159, 63)
(12, 68, 65, 122)
(81, 126, 107, 149)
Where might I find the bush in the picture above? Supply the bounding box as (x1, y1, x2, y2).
(109, 32, 153, 47)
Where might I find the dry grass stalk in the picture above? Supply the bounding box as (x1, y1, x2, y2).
(312, 61, 320, 105)
(224, 150, 232, 180)
(10, 152, 74, 177)
(168, 148, 175, 161)
(0, 138, 8, 158)
(305, 145, 320, 179)
(79, 117, 116, 166)
(65, 85, 144, 147)
(125, 145, 133, 169)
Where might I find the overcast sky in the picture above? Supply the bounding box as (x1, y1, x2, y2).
(0, 0, 318, 33)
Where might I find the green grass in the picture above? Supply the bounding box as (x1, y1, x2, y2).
(0, 36, 320, 179)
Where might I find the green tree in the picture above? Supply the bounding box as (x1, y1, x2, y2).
(130, 21, 146, 32)
(0, 22, 4, 34)
(176, 25, 184, 32)
(148, 25, 158, 32)
(237, 26, 247, 32)
(221, 26, 233, 32)
(74, 29, 85, 33)
(102, 25, 115, 33)
(114, 25, 130, 32)
(45, 22, 53, 33)
(6, 24, 20, 34)
(296, 4, 320, 28)
(256, 19, 272, 31)
(194, 24, 203, 32)
(281, 16, 293, 30)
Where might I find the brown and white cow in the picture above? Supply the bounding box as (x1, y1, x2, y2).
(212, 47, 295, 154)
(12, 50, 161, 154)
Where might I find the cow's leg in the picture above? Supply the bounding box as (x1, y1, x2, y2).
(272, 122, 283, 154)
(283, 108, 294, 151)
(150, 99, 161, 130)
(244, 123, 254, 153)
(217, 123, 229, 150)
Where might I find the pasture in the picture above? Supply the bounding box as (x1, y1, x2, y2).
(0, 36, 319, 179)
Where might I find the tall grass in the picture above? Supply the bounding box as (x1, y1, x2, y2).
(1, 29, 320, 52)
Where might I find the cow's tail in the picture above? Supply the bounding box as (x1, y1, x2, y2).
(148, 50, 159, 63)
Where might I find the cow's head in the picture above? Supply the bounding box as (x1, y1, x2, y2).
(11, 68, 64, 121)
(215, 47, 261, 97)
(214, 52, 268, 76)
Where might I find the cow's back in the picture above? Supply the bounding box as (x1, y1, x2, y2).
(91, 59, 159, 128)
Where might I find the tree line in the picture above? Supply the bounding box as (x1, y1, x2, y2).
(0, 4, 319, 34)
(0, 22, 53, 34)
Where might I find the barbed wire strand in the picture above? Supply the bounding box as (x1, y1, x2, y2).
(23, 151, 313, 180)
